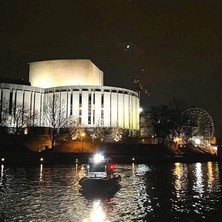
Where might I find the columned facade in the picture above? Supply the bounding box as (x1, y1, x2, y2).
(0, 60, 140, 132)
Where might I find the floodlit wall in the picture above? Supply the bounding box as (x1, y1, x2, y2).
(29, 60, 104, 88)
(42, 86, 139, 130)
(0, 83, 139, 130)
(0, 57, 140, 132)
(0, 83, 44, 127)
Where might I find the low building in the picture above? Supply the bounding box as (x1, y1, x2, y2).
(0, 60, 140, 136)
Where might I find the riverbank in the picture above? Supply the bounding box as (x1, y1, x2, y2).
(0, 141, 220, 165)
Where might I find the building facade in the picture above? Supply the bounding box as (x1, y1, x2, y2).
(0, 60, 140, 132)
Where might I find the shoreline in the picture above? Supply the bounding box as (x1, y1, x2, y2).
(0, 151, 219, 165)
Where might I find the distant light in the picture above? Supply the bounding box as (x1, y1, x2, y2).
(195, 138, 201, 145)
(132, 157, 135, 161)
(211, 146, 218, 151)
(87, 164, 90, 169)
(24, 128, 28, 135)
(1, 158, 5, 162)
(81, 132, 86, 138)
(174, 137, 180, 143)
(139, 107, 143, 113)
(126, 44, 130, 49)
(40, 158, 44, 162)
(93, 154, 104, 163)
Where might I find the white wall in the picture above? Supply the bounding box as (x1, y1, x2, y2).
(81, 91, 89, 126)
(111, 92, 117, 127)
(0, 84, 139, 131)
(95, 91, 101, 126)
(103, 92, 111, 127)
(29, 60, 104, 88)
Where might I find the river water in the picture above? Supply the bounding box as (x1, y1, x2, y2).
(0, 162, 222, 222)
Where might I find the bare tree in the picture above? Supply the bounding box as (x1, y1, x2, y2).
(0, 99, 10, 127)
(112, 127, 123, 142)
(0, 98, 37, 134)
(43, 94, 78, 149)
(90, 126, 105, 142)
(149, 105, 174, 144)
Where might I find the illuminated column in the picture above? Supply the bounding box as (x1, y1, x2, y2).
(67, 90, 71, 117)
(72, 91, 79, 123)
(95, 91, 101, 126)
(111, 92, 117, 127)
(2, 89, 10, 118)
(2, 89, 10, 102)
(104, 91, 111, 127)
(61, 91, 68, 119)
(135, 97, 139, 130)
(132, 96, 137, 129)
(90, 91, 94, 126)
(44, 93, 53, 126)
(129, 95, 133, 129)
(124, 93, 129, 129)
(31, 91, 35, 121)
(81, 91, 89, 126)
(40, 93, 44, 126)
(24, 91, 31, 111)
(16, 90, 23, 106)
(118, 93, 123, 128)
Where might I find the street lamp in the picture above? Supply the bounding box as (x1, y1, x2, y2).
(81, 132, 86, 152)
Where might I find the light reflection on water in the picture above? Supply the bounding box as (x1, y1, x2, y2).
(0, 162, 222, 221)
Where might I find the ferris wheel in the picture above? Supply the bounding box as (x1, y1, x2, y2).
(184, 108, 215, 140)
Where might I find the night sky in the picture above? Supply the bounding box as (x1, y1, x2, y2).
(0, 0, 221, 138)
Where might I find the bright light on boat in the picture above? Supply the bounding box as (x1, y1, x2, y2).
(93, 154, 104, 163)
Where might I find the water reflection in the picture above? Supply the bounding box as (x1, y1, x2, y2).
(207, 161, 214, 192)
(194, 162, 204, 196)
(82, 200, 108, 222)
(0, 164, 4, 185)
(39, 164, 43, 182)
(0, 163, 222, 221)
(174, 163, 182, 194)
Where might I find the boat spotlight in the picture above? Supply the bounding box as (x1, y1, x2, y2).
(93, 153, 104, 163)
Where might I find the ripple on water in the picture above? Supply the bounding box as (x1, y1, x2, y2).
(0, 163, 222, 221)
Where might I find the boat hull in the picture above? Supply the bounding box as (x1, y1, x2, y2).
(79, 175, 121, 187)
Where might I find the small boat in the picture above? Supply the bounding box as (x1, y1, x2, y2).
(79, 153, 121, 187)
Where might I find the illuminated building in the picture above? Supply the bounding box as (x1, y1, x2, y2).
(0, 60, 139, 133)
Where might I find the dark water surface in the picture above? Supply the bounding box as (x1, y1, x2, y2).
(1, 162, 222, 221)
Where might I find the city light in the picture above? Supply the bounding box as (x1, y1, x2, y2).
(81, 132, 86, 138)
(195, 138, 201, 145)
(174, 137, 181, 143)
